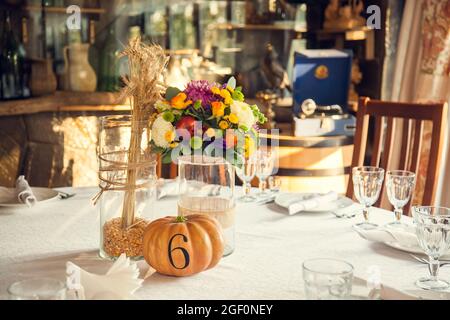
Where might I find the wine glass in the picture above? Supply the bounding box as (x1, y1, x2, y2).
(303, 258, 354, 300)
(352, 166, 385, 230)
(255, 148, 276, 197)
(235, 155, 257, 202)
(8, 278, 66, 300)
(268, 176, 282, 194)
(412, 206, 450, 290)
(385, 170, 416, 228)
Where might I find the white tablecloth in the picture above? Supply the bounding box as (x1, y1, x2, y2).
(1, 187, 449, 299)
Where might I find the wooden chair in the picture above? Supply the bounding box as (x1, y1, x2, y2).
(346, 97, 448, 213)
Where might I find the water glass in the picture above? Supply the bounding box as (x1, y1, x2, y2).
(8, 278, 66, 300)
(268, 176, 282, 193)
(352, 166, 385, 230)
(303, 258, 354, 300)
(385, 170, 416, 228)
(255, 148, 276, 196)
(235, 155, 257, 202)
(412, 206, 450, 290)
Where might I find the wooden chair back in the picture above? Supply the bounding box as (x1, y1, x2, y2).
(346, 97, 448, 213)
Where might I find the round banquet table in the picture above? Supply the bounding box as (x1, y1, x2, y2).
(0, 186, 449, 300)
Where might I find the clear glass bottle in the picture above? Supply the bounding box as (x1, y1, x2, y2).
(98, 27, 121, 92)
(0, 11, 29, 100)
(178, 155, 235, 256)
(98, 115, 157, 260)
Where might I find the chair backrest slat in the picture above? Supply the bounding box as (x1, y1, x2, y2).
(377, 117, 396, 208)
(370, 116, 384, 167)
(409, 120, 423, 177)
(399, 119, 412, 171)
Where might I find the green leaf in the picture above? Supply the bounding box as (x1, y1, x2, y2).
(162, 111, 175, 122)
(232, 90, 244, 102)
(193, 100, 202, 110)
(190, 136, 203, 150)
(226, 76, 236, 89)
(165, 87, 181, 101)
(239, 125, 249, 132)
(161, 151, 173, 164)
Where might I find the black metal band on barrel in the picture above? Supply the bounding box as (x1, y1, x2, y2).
(276, 166, 351, 177)
(261, 136, 354, 148)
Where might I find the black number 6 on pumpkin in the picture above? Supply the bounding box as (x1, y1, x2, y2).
(168, 233, 190, 269)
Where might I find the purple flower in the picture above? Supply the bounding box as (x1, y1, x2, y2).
(184, 80, 220, 107)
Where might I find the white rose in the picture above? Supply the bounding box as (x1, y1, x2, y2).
(230, 100, 255, 130)
(151, 114, 174, 148)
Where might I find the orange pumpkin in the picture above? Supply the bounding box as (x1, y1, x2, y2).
(143, 214, 224, 277)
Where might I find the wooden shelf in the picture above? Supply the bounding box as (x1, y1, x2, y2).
(24, 6, 106, 15)
(209, 23, 373, 36)
(0, 91, 130, 117)
(210, 22, 306, 32)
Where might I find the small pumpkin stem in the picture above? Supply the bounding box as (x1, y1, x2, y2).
(175, 215, 187, 223)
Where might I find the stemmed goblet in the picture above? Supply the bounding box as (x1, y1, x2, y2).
(255, 148, 276, 197)
(235, 155, 257, 202)
(385, 170, 416, 228)
(352, 166, 385, 230)
(412, 206, 450, 290)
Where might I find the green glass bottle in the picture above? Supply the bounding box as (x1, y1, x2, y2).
(98, 27, 121, 92)
(0, 12, 28, 100)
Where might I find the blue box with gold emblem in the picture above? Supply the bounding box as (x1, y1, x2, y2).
(292, 49, 353, 115)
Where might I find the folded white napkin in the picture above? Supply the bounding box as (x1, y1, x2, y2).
(288, 191, 338, 215)
(66, 254, 143, 300)
(157, 179, 221, 199)
(15, 175, 36, 207)
(333, 203, 363, 218)
(353, 224, 419, 248)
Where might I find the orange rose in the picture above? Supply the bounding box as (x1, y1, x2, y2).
(171, 92, 192, 110)
(211, 101, 225, 118)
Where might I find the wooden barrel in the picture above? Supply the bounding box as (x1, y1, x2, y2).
(260, 133, 354, 194)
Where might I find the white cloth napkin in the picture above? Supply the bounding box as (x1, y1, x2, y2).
(288, 191, 339, 215)
(66, 254, 143, 300)
(353, 224, 419, 248)
(15, 175, 36, 207)
(333, 203, 363, 218)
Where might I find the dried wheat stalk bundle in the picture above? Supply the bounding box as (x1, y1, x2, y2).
(119, 38, 169, 228)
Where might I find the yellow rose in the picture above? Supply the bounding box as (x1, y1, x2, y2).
(219, 120, 229, 130)
(171, 92, 192, 110)
(244, 136, 256, 158)
(211, 101, 225, 118)
(220, 89, 232, 105)
(228, 113, 239, 124)
(211, 87, 221, 95)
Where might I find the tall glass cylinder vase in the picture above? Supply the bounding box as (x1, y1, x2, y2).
(178, 155, 235, 256)
(97, 115, 157, 260)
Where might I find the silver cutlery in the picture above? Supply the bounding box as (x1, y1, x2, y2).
(58, 191, 76, 200)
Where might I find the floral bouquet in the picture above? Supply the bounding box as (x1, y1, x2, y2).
(150, 77, 266, 166)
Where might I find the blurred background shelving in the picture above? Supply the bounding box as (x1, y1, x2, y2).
(0, 0, 386, 105)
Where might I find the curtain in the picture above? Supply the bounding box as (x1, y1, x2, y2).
(382, 0, 450, 207)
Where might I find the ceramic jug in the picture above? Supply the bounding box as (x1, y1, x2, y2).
(63, 43, 97, 92)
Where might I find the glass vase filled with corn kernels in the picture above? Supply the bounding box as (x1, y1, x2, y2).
(97, 115, 157, 260)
